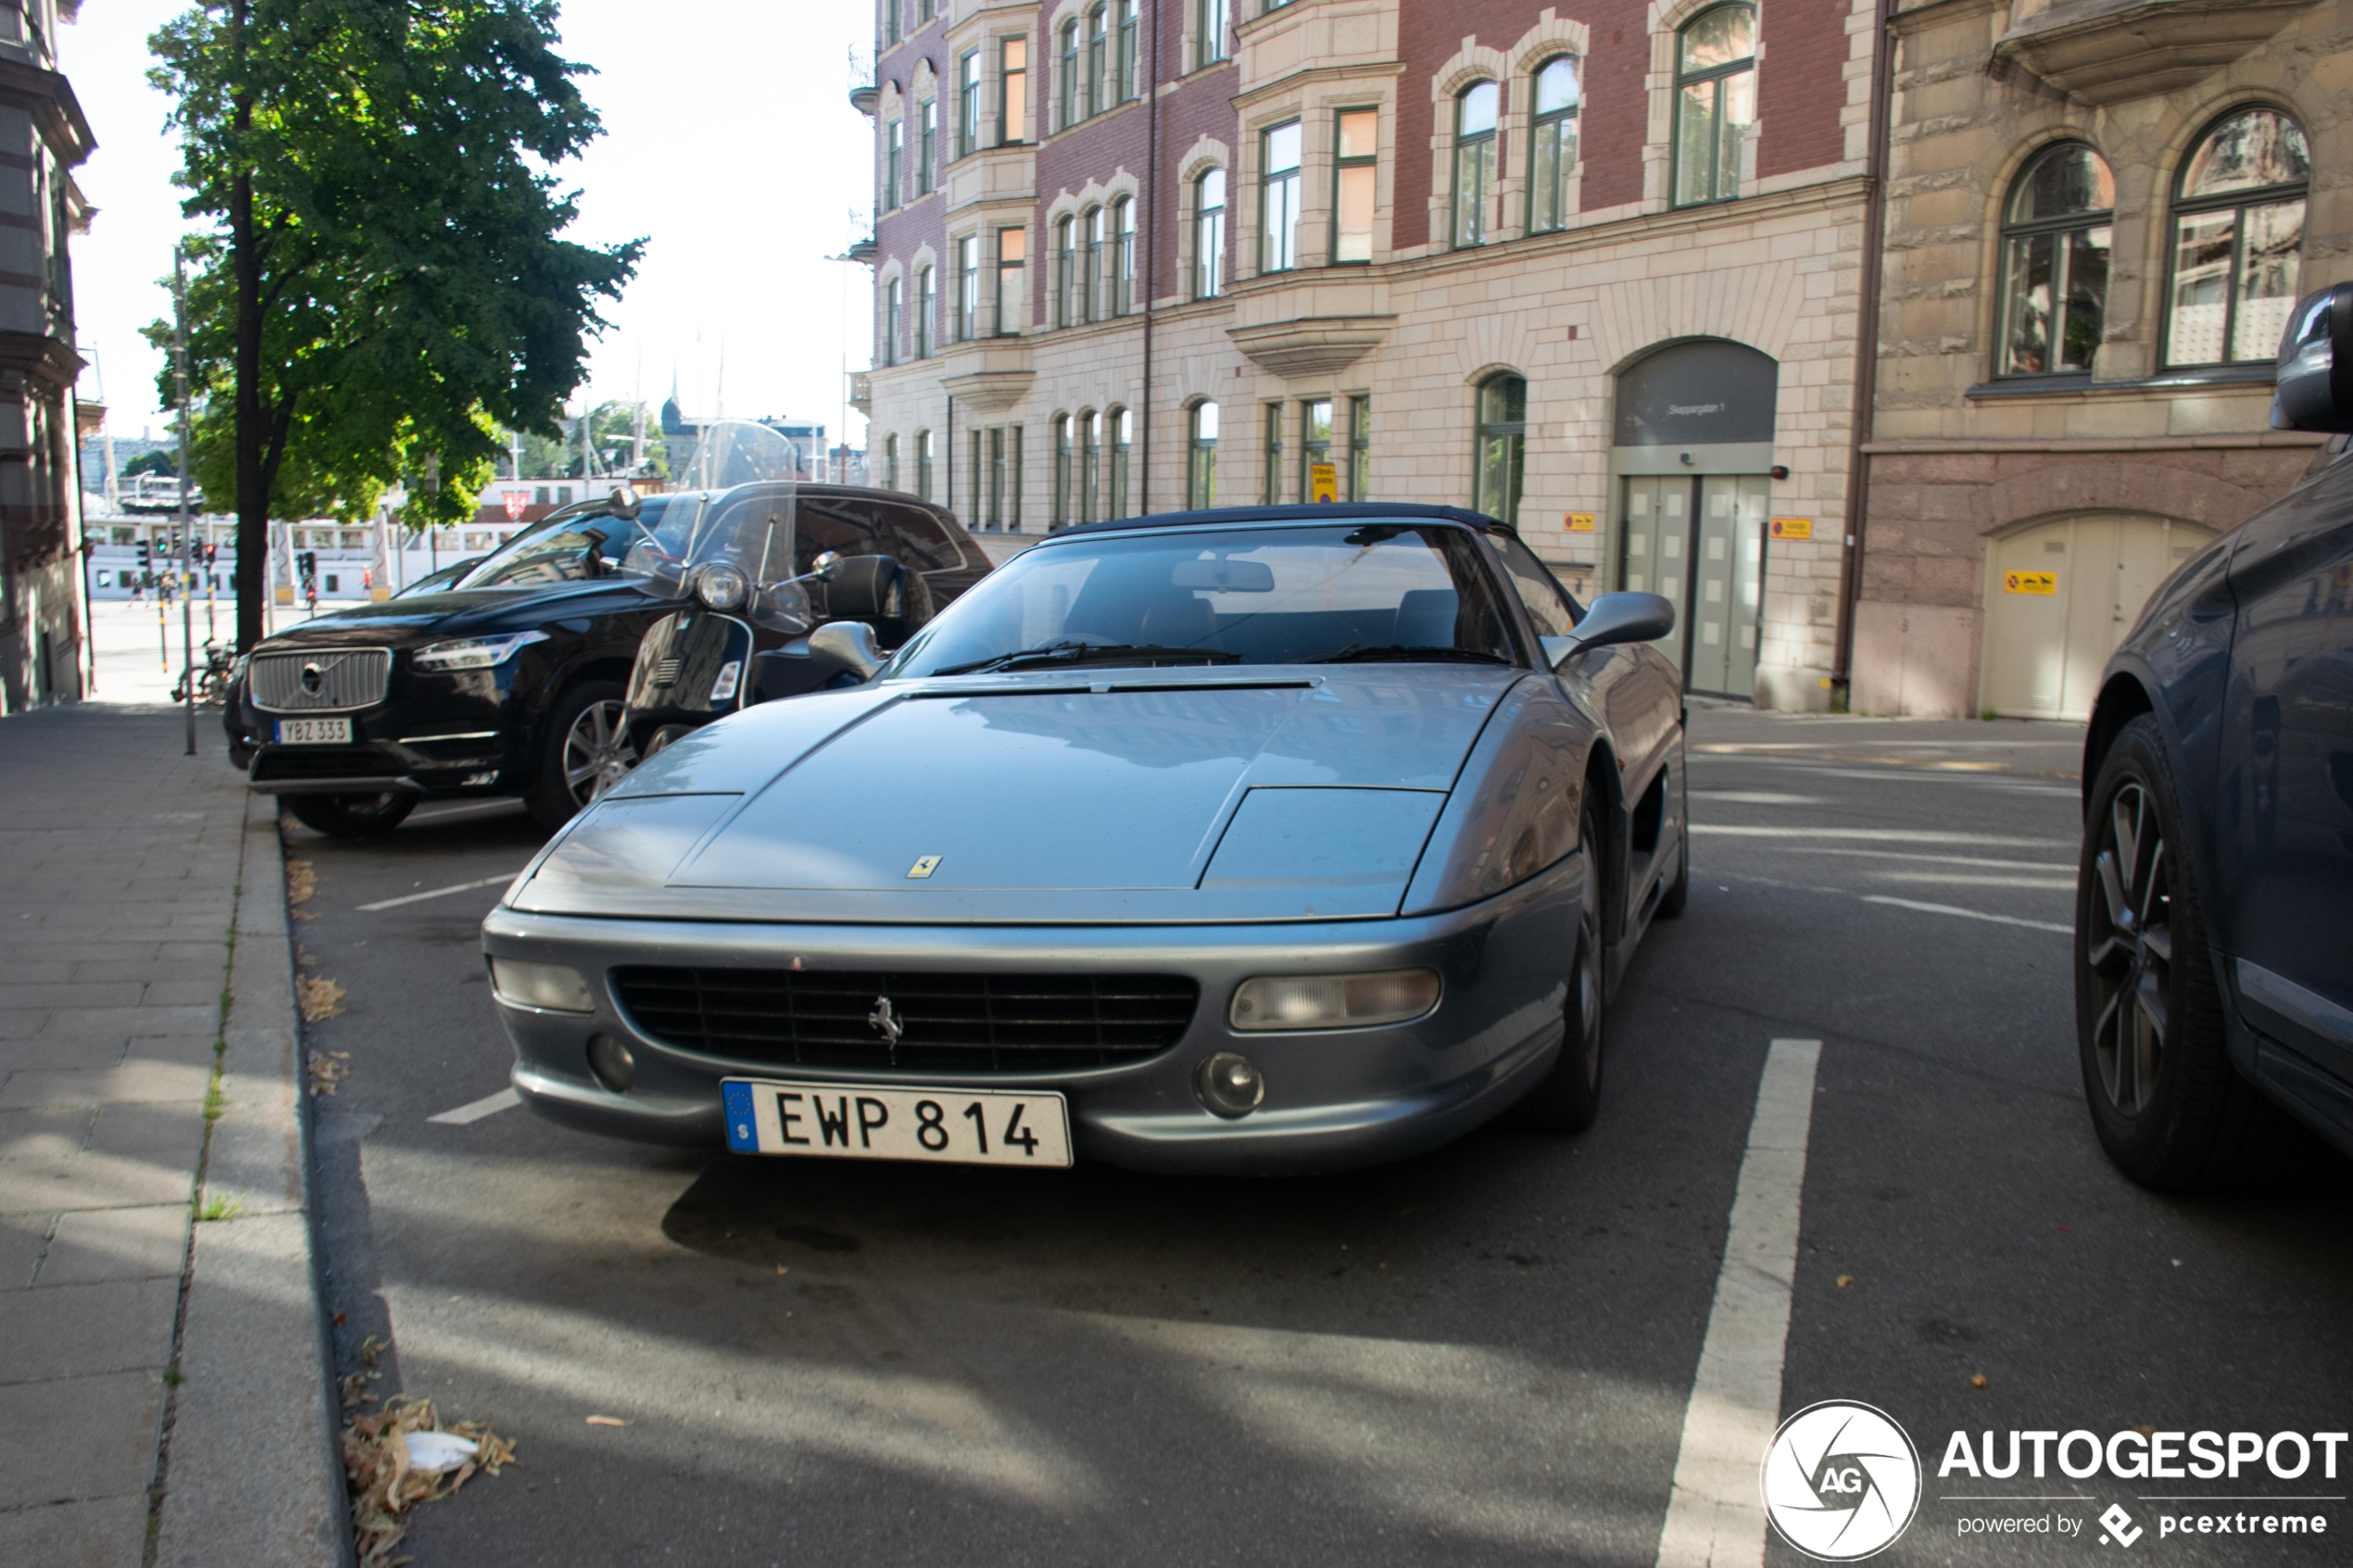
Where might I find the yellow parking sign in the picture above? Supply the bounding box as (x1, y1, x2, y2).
(1565, 512, 1596, 533)
(2004, 571, 2058, 596)
(1308, 462, 1340, 504)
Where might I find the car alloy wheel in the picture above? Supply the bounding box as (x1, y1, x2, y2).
(561, 697, 638, 809)
(2083, 780, 2171, 1116)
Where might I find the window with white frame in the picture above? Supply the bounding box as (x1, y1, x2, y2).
(996, 225, 1027, 334)
(1113, 196, 1135, 314)
(915, 265, 935, 358)
(1058, 19, 1079, 129)
(1453, 82, 1496, 248)
(956, 234, 979, 341)
(1196, 0, 1227, 69)
(1000, 35, 1028, 144)
(1672, 5, 1755, 207)
(917, 96, 937, 194)
(883, 275, 902, 365)
(1083, 205, 1104, 321)
(958, 50, 981, 157)
(1196, 168, 1227, 298)
(1187, 400, 1219, 508)
(1261, 120, 1302, 273)
(2165, 107, 2310, 368)
(1333, 108, 1377, 263)
(885, 118, 902, 208)
(1117, 0, 1139, 102)
(1529, 56, 1579, 233)
(1054, 215, 1076, 325)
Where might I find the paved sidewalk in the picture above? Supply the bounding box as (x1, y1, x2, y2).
(0, 706, 344, 1567)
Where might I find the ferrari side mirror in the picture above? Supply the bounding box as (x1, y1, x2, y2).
(809, 621, 886, 683)
(1546, 592, 1676, 669)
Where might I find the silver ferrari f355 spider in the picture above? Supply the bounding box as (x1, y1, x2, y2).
(483, 503, 1686, 1174)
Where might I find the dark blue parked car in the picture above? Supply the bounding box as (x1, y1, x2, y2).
(2077, 282, 2353, 1188)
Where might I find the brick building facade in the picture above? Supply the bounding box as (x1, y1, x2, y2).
(1855, 0, 2347, 719)
(863, 0, 1880, 706)
(0, 0, 88, 711)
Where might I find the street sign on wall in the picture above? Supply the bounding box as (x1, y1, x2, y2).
(502, 491, 527, 521)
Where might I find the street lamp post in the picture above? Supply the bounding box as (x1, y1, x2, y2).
(173, 244, 195, 757)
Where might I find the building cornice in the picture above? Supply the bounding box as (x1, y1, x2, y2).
(1232, 58, 1407, 111)
(0, 58, 93, 166)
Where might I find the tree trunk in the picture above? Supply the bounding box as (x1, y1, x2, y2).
(230, 1, 268, 652)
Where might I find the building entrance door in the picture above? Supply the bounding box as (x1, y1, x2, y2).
(1620, 474, 1768, 698)
(1981, 513, 2216, 720)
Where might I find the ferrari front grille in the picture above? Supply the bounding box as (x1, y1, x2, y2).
(610, 966, 1200, 1073)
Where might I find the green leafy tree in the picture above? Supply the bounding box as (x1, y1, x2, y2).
(123, 448, 178, 478)
(147, 0, 640, 649)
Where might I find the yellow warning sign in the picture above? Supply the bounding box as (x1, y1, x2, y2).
(1565, 512, 1596, 533)
(1308, 462, 1340, 504)
(1768, 517, 1812, 540)
(2004, 571, 2058, 596)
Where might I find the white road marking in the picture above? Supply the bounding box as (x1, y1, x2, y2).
(1691, 824, 2072, 847)
(1862, 895, 2071, 935)
(358, 873, 522, 912)
(1655, 1038, 1823, 1568)
(428, 1087, 521, 1125)
(1688, 791, 1824, 806)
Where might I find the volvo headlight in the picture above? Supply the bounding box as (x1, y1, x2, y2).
(693, 562, 749, 610)
(489, 957, 595, 1012)
(412, 631, 549, 671)
(1229, 970, 1441, 1032)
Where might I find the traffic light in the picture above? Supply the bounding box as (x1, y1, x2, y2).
(204, 543, 218, 570)
(296, 549, 317, 583)
(135, 537, 152, 588)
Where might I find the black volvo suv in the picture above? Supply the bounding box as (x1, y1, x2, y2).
(224, 484, 982, 836)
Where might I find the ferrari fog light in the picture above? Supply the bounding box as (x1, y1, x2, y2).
(1195, 1052, 1265, 1119)
(586, 1032, 636, 1093)
(1229, 969, 1441, 1032)
(489, 957, 595, 1013)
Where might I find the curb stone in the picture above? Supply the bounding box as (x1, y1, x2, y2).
(151, 792, 351, 1568)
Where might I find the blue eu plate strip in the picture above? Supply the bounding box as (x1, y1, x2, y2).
(722, 1081, 758, 1152)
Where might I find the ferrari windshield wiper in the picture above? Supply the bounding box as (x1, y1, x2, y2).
(937, 641, 1244, 676)
(1313, 644, 1512, 665)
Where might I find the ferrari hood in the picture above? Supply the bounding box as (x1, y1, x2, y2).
(515, 666, 1522, 922)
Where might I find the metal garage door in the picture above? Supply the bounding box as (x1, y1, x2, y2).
(1981, 514, 2215, 720)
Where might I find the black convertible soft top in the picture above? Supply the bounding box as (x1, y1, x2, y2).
(1051, 502, 1513, 539)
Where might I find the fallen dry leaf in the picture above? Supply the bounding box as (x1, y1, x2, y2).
(1835, 1274, 1853, 1288)
(307, 1048, 350, 1094)
(342, 1395, 516, 1564)
(286, 859, 317, 906)
(585, 1415, 632, 1427)
(299, 977, 348, 1023)
(1971, 1374, 1990, 1389)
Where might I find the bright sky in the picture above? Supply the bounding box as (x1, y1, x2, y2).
(62, 1, 875, 449)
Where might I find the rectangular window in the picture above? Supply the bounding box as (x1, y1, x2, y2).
(1116, 0, 1139, 101)
(996, 225, 1026, 335)
(917, 0, 935, 22)
(1113, 199, 1135, 315)
(1333, 108, 1377, 264)
(1058, 21, 1078, 129)
(1000, 36, 1027, 143)
(1087, 6, 1106, 120)
(885, 433, 900, 492)
(885, 0, 900, 48)
(1262, 401, 1284, 504)
(986, 426, 1005, 528)
(1261, 119, 1302, 274)
(1084, 207, 1103, 322)
(970, 428, 985, 523)
(1080, 409, 1101, 524)
(1054, 218, 1076, 326)
(1196, 169, 1227, 299)
(956, 235, 978, 342)
(1052, 416, 1072, 525)
(1196, 0, 1227, 69)
(1529, 57, 1580, 232)
(958, 51, 981, 157)
(915, 267, 935, 358)
(1109, 408, 1132, 517)
(916, 429, 933, 503)
(1188, 401, 1219, 508)
(917, 98, 937, 194)
(1348, 395, 1372, 500)
(1008, 423, 1024, 529)
(883, 277, 901, 366)
(1300, 398, 1333, 499)
(885, 119, 902, 208)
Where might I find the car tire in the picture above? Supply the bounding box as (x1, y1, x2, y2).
(1653, 773, 1691, 922)
(1506, 808, 1607, 1134)
(525, 680, 637, 834)
(2076, 713, 2284, 1191)
(282, 792, 416, 838)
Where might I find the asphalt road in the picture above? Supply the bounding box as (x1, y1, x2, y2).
(283, 707, 2353, 1567)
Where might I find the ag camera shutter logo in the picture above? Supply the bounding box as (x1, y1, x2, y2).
(1761, 1400, 1923, 1560)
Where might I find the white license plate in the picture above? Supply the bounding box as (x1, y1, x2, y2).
(274, 718, 353, 745)
(722, 1078, 1073, 1168)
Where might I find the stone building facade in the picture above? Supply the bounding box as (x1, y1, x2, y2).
(863, 0, 1881, 705)
(1855, 0, 2347, 719)
(0, 0, 83, 710)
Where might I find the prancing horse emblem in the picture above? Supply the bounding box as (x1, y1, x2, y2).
(867, 997, 903, 1047)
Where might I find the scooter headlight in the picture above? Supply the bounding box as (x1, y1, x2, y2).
(693, 563, 749, 611)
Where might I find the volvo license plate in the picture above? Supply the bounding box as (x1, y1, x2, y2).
(274, 718, 353, 745)
(722, 1078, 1073, 1168)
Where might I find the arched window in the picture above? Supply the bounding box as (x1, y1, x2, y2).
(1673, 5, 1755, 207)
(1112, 196, 1136, 315)
(914, 428, 933, 501)
(1473, 372, 1525, 524)
(1079, 408, 1102, 523)
(1051, 413, 1073, 525)
(1195, 169, 1227, 299)
(1188, 400, 1219, 508)
(2166, 107, 2310, 369)
(1195, 0, 1227, 70)
(1452, 82, 1497, 248)
(1083, 205, 1104, 320)
(1108, 406, 1133, 516)
(1997, 143, 2114, 378)
(1053, 215, 1076, 326)
(882, 275, 902, 366)
(1529, 56, 1579, 233)
(884, 433, 900, 493)
(914, 265, 936, 358)
(1057, 19, 1079, 129)
(1087, 5, 1107, 119)
(1116, 0, 1139, 102)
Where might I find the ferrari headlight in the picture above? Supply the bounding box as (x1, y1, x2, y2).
(1228, 969, 1441, 1032)
(413, 631, 548, 671)
(693, 562, 749, 610)
(488, 957, 595, 1013)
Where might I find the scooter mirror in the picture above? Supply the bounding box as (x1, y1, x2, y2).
(607, 483, 643, 521)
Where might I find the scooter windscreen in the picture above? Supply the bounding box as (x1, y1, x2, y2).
(619, 420, 808, 631)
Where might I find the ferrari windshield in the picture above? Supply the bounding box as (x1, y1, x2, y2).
(887, 522, 1524, 677)
(454, 495, 691, 590)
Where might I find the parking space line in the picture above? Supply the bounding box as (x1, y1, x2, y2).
(1654, 1037, 1822, 1568)
(1861, 895, 2070, 935)
(358, 873, 523, 912)
(427, 1087, 522, 1125)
